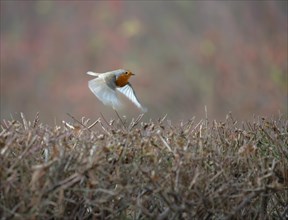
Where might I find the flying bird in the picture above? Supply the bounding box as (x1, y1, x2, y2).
(87, 69, 147, 112)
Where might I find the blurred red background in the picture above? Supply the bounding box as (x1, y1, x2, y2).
(1, 1, 287, 124)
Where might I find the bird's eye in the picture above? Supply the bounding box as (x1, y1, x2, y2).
(125, 71, 129, 75)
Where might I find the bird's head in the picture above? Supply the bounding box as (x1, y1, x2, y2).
(115, 69, 135, 87)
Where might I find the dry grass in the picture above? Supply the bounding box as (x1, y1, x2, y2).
(0, 112, 287, 220)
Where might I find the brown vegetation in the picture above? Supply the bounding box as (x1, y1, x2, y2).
(0, 113, 287, 219)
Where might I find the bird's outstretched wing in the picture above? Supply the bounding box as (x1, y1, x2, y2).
(88, 78, 122, 110)
(117, 83, 147, 112)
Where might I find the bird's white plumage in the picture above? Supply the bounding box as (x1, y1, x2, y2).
(87, 70, 147, 112)
(117, 83, 147, 112)
(88, 78, 122, 110)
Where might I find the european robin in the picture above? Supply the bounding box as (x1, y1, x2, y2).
(86, 69, 147, 112)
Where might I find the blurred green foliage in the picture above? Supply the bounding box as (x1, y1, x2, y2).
(1, 1, 287, 123)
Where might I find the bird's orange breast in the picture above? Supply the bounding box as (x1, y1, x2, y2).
(115, 74, 130, 87)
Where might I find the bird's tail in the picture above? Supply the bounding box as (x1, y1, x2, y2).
(86, 71, 100, 76)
